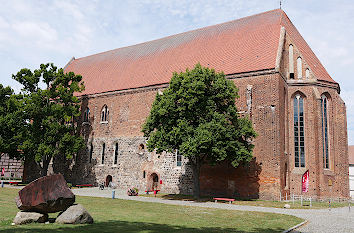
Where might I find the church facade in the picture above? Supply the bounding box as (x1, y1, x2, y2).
(64, 9, 349, 200)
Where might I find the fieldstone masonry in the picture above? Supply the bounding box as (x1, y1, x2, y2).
(0, 153, 23, 179)
(74, 136, 194, 194)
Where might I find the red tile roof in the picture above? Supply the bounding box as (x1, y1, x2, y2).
(65, 9, 337, 96)
(349, 146, 354, 165)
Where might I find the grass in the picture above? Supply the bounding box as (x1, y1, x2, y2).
(140, 193, 349, 209)
(0, 187, 303, 232)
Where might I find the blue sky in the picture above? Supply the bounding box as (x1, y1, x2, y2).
(1, 0, 354, 144)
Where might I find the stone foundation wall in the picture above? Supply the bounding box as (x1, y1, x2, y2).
(73, 136, 194, 194)
(0, 153, 23, 179)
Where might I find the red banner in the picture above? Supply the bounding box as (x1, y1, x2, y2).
(1, 168, 4, 176)
(302, 170, 309, 193)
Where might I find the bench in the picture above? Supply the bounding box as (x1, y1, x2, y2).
(145, 190, 160, 197)
(213, 197, 235, 204)
(9, 182, 19, 186)
(76, 184, 93, 188)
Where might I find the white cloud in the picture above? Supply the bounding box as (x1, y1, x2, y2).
(54, 1, 84, 20)
(12, 21, 58, 43)
(0, 16, 9, 28)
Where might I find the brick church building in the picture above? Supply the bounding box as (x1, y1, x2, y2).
(64, 9, 349, 200)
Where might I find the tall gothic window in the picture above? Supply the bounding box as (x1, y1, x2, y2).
(114, 143, 118, 165)
(297, 57, 302, 79)
(101, 143, 105, 164)
(89, 143, 93, 163)
(294, 95, 305, 167)
(84, 107, 90, 122)
(321, 95, 329, 169)
(289, 45, 294, 79)
(101, 105, 109, 122)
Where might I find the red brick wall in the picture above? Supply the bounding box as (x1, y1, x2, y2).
(200, 72, 285, 199)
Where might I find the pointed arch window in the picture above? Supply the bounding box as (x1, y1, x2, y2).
(305, 69, 310, 79)
(101, 105, 109, 122)
(297, 57, 302, 79)
(89, 143, 93, 163)
(289, 45, 294, 79)
(321, 95, 330, 169)
(101, 143, 105, 164)
(294, 94, 305, 167)
(84, 107, 90, 122)
(114, 143, 118, 165)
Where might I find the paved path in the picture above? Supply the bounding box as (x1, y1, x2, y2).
(72, 187, 354, 233)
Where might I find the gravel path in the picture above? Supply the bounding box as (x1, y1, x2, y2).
(73, 187, 354, 233)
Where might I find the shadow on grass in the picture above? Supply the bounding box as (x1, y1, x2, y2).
(160, 194, 212, 202)
(156, 194, 258, 203)
(0, 220, 286, 233)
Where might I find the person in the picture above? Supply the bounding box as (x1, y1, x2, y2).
(99, 182, 104, 190)
(109, 181, 117, 189)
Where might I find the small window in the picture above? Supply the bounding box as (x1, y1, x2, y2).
(84, 108, 90, 122)
(143, 170, 146, 178)
(114, 143, 118, 165)
(297, 57, 302, 79)
(176, 150, 182, 167)
(289, 45, 294, 78)
(305, 69, 310, 79)
(89, 143, 93, 163)
(139, 144, 145, 150)
(101, 105, 109, 122)
(101, 143, 105, 164)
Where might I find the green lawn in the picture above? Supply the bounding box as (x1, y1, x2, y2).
(141, 193, 349, 209)
(0, 188, 303, 233)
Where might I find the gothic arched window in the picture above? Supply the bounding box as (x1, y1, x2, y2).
(297, 57, 302, 79)
(294, 94, 305, 167)
(101, 143, 106, 164)
(84, 107, 90, 122)
(289, 45, 294, 79)
(89, 143, 93, 163)
(114, 142, 118, 165)
(305, 68, 310, 79)
(101, 105, 109, 122)
(321, 95, 330, 169)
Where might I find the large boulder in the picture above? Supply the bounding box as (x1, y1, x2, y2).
(13, 211, 48, 225)
(55, 204, 93, 224)
(15, 174, 75, 213)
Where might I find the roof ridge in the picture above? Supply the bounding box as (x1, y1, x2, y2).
(74, 9, 283, 62)
(66, 9, 286, 95)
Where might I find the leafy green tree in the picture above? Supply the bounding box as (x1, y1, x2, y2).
(0, 85, 26, 160)
(142, 64, 256, 198)
(10, 63, 85, 177)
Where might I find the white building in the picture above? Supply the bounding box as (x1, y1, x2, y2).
(349, 146, 354, 198)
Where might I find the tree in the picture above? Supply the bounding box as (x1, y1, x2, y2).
(142, 64, 257, 198)
(10, 63, 85, 177)
(0, 84, 26, 160)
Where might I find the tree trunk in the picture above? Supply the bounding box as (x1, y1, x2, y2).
(40, 159, 49, 177)
(191, 158, 201, 199)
